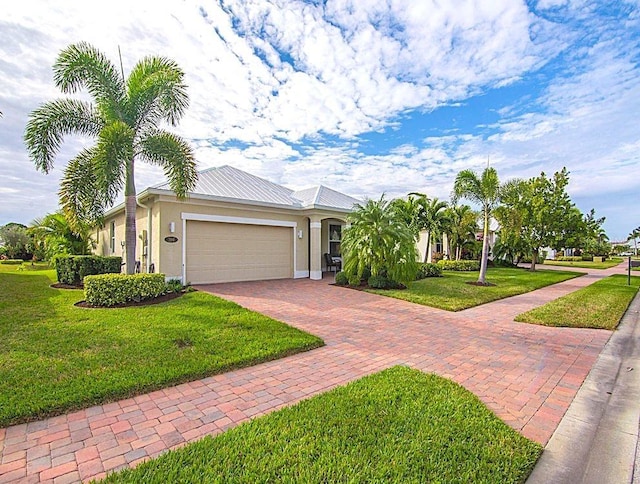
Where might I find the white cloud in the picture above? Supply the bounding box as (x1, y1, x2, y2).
(0, 0, 638, 241)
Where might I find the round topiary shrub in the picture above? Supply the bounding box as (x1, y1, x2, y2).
(334, 271, 349, 286)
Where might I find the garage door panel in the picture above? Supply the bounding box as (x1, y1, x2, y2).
(186, 221, 293, 284)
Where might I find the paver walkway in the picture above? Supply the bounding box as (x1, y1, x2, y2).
(0, 264, 628, 482)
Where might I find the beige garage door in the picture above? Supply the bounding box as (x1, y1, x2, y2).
(186, 221, 293, 284)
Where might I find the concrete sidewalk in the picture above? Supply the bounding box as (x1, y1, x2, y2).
(527, 290, 640, 484)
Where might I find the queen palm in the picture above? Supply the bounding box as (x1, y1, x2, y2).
(24, 42, 197, 274)
(453, 167, 509, 284)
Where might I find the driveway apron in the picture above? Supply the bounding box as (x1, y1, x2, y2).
(0, 266, 621, 482)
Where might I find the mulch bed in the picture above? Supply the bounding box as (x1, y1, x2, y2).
(74, 291, 185, 309)
(51, 282, 83, 289)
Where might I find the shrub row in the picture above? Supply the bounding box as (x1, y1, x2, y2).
(416, 263, 442, 279)
(84, 273, 167, 307)
(0, 259, 24, 265)
(54, 255, 122, 285)
(555, 256, 582, 262)
(436, 260, 480, 271)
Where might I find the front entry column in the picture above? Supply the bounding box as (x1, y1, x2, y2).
(310, 217, 322, 280)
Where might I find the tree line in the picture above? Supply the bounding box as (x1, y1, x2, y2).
(340, 165, 611, 287)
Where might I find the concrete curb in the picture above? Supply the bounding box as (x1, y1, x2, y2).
(527, 290, 640, 483)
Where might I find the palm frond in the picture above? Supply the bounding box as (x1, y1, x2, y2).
(95, 121, 132, 198)
(138, 130, 197, 198)
(24, 99, 101, 173)
(126, 57, 189, 129)
(59, 148, 108, 230)
(54, 42, 125, 119)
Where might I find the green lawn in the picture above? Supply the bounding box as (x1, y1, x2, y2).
(368, 267, 583, 311)
(0, 266, 323, 427)
(515, 274, 640, 330)
(542, 257, 623, 270)
(101, 366, 542, 484)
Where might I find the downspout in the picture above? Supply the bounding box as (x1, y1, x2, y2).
(136, 197, 152, 273)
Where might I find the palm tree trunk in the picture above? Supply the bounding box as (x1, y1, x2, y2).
(478, 209, 489, 284)
(424, 231, 431, 263)
(124, 160, 137, 275)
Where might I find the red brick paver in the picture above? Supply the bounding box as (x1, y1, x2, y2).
(0, 264, 625, 482)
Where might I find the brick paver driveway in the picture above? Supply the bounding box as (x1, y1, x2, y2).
(0, 268, 616, 482)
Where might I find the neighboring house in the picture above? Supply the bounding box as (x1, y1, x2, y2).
(417, 218, 498, 262)
(95, 165, 359, 284)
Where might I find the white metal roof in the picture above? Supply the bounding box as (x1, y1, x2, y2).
(153, 165, 359, 211)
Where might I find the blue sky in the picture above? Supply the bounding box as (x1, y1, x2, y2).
(1, 0, 639, 242)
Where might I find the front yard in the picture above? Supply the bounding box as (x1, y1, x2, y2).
(0, 266, 322, 427)
(515, 274, 640, 329)
(102, 366, 542, 483)
(368, 267, 583, 311)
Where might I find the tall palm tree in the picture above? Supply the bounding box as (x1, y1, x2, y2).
(24, 42, 197, 274)
(453, 167, 510, 284)
(445, 204, 479, 260)
(342, 195, 419, 285)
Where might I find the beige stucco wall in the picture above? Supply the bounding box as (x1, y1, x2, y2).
(95, 193, 352, 282)
(157, 197, 311, 280)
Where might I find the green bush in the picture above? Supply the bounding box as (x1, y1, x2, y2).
(53, 255, 122, 285)
(555, 256, 582, 262)
(437, 260, 480, 271)
(84, 273, 167, 307)
(581, 254, 594, 261)
(416, 263, 443, 279)
(335, 271, 349, 286)
(166, 278, 184, 293)
(0, 259, 24, 265)
(368, 275, 402, 289)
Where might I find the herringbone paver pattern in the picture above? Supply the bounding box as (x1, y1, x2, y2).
(0, 264, 625, 482)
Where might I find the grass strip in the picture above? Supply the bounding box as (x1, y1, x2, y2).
(515, 274, 640, 329)
(542, 258, 622, 270)
(0, 266, 322, 427)
(100, 366, 542, 484)
(368, 267, 582, 311)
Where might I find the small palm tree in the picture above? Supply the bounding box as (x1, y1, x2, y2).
(628, 227, 640, 256)
(29, 211, 94, 260)
(412, 195, 448, 263)
(445, 204, 479, 260)
(342, 195, 419, 285)
(24, 42, 197, 274)
(453, 167, 511, 284)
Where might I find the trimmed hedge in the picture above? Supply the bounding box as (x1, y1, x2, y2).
(54, 255, 122, 285)
(0, 259, 24, 265)
(555, 256, 582, 262)
(84, 273, 167, 307)
(416, 263, 443, 279)
(368, 275, 402, 289)
(437, 260, 480, 271)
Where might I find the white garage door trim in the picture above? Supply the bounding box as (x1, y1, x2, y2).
(181, 212, 298, 283)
